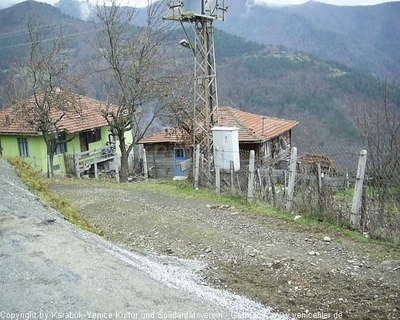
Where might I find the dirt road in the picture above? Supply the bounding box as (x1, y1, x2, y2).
(0, 159, 289, 319)
(50, 179, 400, 320)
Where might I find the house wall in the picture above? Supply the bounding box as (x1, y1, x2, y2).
(142, 130, 294, 178)
(0, 134, 53, 174)
(144, 143, 177, 178)
(261, 130, 293, 168)
(236, 130, 293, 168)
(239, 143, 264, 158)
(0, 127, 120, 176)
(68, 127, 111, 154)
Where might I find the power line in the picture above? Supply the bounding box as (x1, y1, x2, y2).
(0, 18, 80, 40)
(0, 27, 99, 51)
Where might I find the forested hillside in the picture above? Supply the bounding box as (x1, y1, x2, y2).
(217, 46, 400, 148)
(0, 1, 399, 152)
(54, 0, 400, 80)
(217, 0, 400, 80)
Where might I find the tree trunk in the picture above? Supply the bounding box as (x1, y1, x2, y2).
(48, 152, 54, 178)
(118, 135, 129, 183)
(46, 141, 55, 178)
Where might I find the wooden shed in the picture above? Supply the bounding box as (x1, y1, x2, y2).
(140, 106, 298, 178)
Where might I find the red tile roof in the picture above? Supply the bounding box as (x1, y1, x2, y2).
(217, 106, 298, 142)
(140, 106, 298, 144)
(0, 92, 112, 135)
(139, 128, 191, 144)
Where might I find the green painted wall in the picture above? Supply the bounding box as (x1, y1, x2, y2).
(0, 134, 49, 174)
(0, 127, 134, 176)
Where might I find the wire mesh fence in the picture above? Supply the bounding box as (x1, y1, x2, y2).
(197, 146, 400, 243)
(362, 148, 400, 242)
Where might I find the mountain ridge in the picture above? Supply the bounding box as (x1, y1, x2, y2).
(211, 0, 400, 80)
(0, 1, 399, 152)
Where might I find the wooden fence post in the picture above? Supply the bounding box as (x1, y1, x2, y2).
(257, 169, 265, 200)
(317, 163, 322, 210)
(351, 149, 367, 227)
(94, 150, 98, 179)
(194, 145, 200, 190)
(286, 147, 297, 213)
(142, 148, 148, 181)
(247, 150, 255, 203)
(75, 153, 80, 179)
(215, 147, 221, 194)
(114, 154, 120, 183)
(230, 160, 235, 194)
(215, 167, 221, 194)
(269, 167, 276, 207)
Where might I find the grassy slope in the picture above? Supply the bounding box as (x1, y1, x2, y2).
(5, 156, 103, 235)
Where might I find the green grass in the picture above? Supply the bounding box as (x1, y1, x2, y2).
(25, 173, 400, 260)
(6, 156, 103, 236)
(132, 179, 400, 256)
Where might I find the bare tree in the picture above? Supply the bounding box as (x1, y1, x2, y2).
(7, 21, 83, 178)
(353, 81, 400, 239)
(355, 82, 400, 183)
(90, 0, 188, 182)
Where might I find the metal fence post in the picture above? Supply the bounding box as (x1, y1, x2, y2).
(247, 150, 255, 203)
(286, 147, 297, 213)
(351, 149, 368, 227)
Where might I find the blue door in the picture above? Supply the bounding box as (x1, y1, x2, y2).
(174, 148, 187, 176)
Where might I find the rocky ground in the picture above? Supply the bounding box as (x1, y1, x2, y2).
(50, 179, 400, 320)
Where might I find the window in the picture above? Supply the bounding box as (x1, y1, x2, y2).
(275, 140, 281, 154)
(88, 128, 102, 143)
(264, 141, 270, 157)
(55, 134, 67, 155)
(18, 138, 29, 157)
(175, 149, 184, 158)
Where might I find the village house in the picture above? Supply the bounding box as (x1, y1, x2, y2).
(139, 106, 299, 178)
(0, 93, 132, 176)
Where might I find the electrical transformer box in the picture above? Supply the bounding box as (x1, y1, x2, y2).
(212, 127, 240, 171)
(182, 0, 202, 14)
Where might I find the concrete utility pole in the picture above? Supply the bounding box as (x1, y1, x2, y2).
(351, 149, 367, 227)
(164, 1, 227, 170)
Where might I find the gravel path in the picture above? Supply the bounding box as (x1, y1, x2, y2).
(50, 179, 400, 320)
(0, 158, 291, 319)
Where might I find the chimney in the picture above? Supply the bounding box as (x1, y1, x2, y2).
(261, 116, 266, 136)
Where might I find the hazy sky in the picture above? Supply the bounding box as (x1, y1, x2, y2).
(0, 0, 399, 10)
